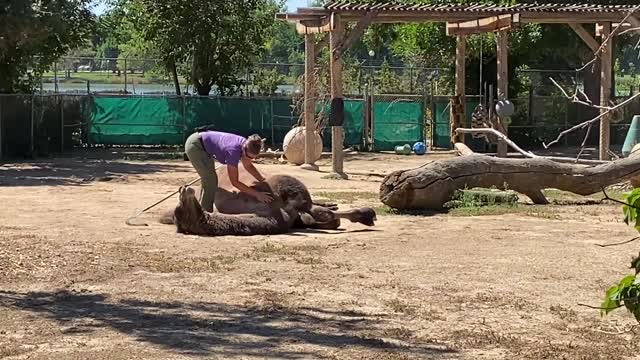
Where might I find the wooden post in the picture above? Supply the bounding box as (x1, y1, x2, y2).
(451, 35, 466, 144)
(496, 30, 509, 157)
(599, 22, 612, 161)
(0, 97, 3, 159)
(301, 33, 319, 171)
(330, 14, 347, 179)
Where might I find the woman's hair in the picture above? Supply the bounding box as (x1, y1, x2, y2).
(245, 134, 264, 156)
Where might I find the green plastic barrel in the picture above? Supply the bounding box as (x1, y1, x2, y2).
(623, 115, 640, 157)
(395, 144, 412, 155)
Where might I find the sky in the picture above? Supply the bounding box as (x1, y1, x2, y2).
(91, 0, 311, 15)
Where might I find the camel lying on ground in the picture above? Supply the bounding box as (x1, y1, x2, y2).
(161, 166, 377, 236)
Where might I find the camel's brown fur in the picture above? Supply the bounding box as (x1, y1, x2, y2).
(173, 186, 298, 236)
(163, 170, 377, 236)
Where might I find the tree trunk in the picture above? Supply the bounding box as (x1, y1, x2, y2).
(379, 155, 640, 210)
(168, 56, 181, 96)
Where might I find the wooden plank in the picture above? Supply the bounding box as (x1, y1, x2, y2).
(451, 35, 466, 144)
(277, 8, 631, 25)
(301, 33, 318, 171)
(596, 22, 634, 36)
(330, 13, 347, 179)
(334, 11, 377, 58)
(627, 16, 640, 30)
(446, 14, 518, 36)
(496, 29, 509, 158)
(568, 23, 599, 53)
(599, 22, 613, 161)
(296, 17, 331, 34)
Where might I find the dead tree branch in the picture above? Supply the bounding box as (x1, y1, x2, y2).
(577, 5, 640, 72)
(595, 236, 640, 248)
(543, 92, 640, 149)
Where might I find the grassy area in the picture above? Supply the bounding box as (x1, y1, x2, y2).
(542, 188, 626, 204)
(41, 71, 188, 85)
(372, 203, 562, 219)
(312, 191, 379, 204)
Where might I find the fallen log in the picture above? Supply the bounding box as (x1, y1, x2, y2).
(379, 155, 640, 210)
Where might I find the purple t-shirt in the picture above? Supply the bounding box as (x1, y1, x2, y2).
(199, 131, 246, 166)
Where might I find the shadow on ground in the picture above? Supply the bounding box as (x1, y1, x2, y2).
(0, 290, 456, 358)
(0, 157, 186, 187)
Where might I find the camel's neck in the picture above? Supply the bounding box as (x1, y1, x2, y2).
(197, 212, 286, 236)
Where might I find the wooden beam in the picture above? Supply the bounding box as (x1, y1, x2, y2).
(330, 13, 347, 179)
(627, 16, 640, 30)
(451, 35, 466, 145)
(296, 17, 331, 34)
(334, 11, 376, 59)
(496, 29, 509, 158)
(599, 22, 613, 161)
(301, 33, 319, 171)
(276, 10, 633, 25)
(596, 20, 640, 37)
(446, 14, 518, 36)
(568, 23, 599, 53)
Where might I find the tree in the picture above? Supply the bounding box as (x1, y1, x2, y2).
(140, 0, 280, 96)
(0, 0, 94, 93)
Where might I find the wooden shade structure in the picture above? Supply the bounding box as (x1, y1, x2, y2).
(277, 1, 640, 171)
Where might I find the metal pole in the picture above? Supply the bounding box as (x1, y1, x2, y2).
(124, 58, 128, 93)
(270, 98, 274, 148)
(54, 62, 58, 93)
(30, 94, 35, 156)
(182, 94, 187, 145)
(60, 95, 64, 153)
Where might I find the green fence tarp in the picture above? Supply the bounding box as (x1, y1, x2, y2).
(90, 96, 184, 145)
(373, 100, 424, 151)
(90, 96, 366, 148)
(318, 100, 364, 147)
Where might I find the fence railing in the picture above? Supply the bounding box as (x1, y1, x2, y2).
(2, 90, 639, 159)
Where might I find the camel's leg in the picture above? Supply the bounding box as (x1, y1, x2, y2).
(174, 186, 207, 234)
(296, 212, 341, 230)
(312, 201, 338, 211)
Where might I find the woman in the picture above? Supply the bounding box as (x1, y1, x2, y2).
(184, 130, 272, 212)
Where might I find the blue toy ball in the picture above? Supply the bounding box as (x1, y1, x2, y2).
(412, 141, 426, 155)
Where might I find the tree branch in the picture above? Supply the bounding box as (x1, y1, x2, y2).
(543, 92, 640, 149)
(576, 6, 640, 72)
(595, 236, 640, 248)
(577, 303, 623, 310)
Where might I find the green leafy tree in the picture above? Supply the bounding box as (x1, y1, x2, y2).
(377, 60, 403, 94)
(601, 189, 640, 322)
(139, 0, 280, 95)
(252, 67, 284, 95)
(0, 0, 94, 93)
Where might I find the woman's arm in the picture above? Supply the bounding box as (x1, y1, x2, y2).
(241, 156, 266, 182)
(227, 165, 272, 203)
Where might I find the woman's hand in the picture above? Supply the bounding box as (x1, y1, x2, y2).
(254, 191, 273, 203)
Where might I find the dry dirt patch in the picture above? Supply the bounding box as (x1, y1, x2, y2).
(1, 151, 639, 359)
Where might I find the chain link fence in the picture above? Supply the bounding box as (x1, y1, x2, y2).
(7, 57, 638, 158)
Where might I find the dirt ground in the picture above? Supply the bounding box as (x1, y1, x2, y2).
(1, 149, 639, 360)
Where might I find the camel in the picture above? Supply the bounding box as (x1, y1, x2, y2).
(161, 166, 377, 236)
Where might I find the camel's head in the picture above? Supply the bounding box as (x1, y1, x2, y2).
(350, 207, 377, 226)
